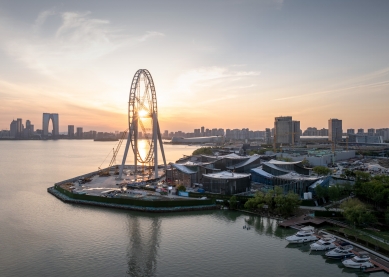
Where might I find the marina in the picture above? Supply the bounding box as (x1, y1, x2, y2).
(284, 227, 389, 274)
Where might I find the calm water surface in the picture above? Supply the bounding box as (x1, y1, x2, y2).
(0, 140, 387, 277)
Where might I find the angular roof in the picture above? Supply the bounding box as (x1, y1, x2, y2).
(171, 163, 197, 174)
(178, 161, 214, 166)
(227, 155, 262, 169)
(202, 171, 250, 180)
(268, 159, 302, 165)
(274, 172, 319, 181)
(250, 167, 274, 178)
(262, 162, 291, 173)
(201, 153, 248, 160)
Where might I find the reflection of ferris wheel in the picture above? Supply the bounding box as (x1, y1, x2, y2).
(119, 69, 167, 179)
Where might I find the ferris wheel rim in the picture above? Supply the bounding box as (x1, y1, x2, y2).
(128, 69, 158, 164)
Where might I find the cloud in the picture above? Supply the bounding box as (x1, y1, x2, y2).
(173, 66, 260, 94)
(0, 11, 165, 77)
(199, 94, 238, 104)
(137, 31, 165, 42)
(274, 80, 389, 101)
(33, 10, 56, 32)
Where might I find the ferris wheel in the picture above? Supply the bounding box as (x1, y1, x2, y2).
(119, 69, 167, 179)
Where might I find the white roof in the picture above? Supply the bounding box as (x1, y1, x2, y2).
(171, 164, 197, 174)
(202, 171, 250, 180)
(179, 161, 214, 166)
(268, 159, 302, 165)
(226, 155, 261, 169)
(262, 162, 291, 173)
(201, 153, 248, 160)
(275, 172, 319, 181)
(250, 166, 274, 178)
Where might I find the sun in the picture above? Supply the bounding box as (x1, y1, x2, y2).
(138, 109, 149, 118)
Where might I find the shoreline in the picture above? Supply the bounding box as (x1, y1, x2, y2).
(47, 186, 219, 213)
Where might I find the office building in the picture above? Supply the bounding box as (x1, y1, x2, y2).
(367, 128, 375, 136)
(328, 118, 342, 142)
(376, 128, 389, 141)
(16, 118, 23, 138)
(357, 128, 364, 134)
(274, 116, 300, 145)
(76, 127, 83, 139)
(10, 120, 17, 138)
(349, 134, 383, 144)
(347, 129, 355, 135)
(42, 113, 59, 137)
(68, 125, 75, 138)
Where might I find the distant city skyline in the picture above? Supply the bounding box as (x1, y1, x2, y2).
(2, 112, 389, 136)
(1, 0, 389, 131)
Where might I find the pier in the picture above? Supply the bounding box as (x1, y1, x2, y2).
(278, 214, 327, 228)
(316, 231, 389, 274)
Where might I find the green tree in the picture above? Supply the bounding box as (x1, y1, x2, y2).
(357, 175, 389, 208)
(344, 169, 355, 179)
(244, 192, 265, 210)
(312, 166, 331, 176)
(341, 199, 377, 226)
(385, 208, 389, 225)
(229, 195, 238, 209)
(176, 185, 186, 192)
(328, 185, 341, 204)
(264, 189, 275, 211)
(244, 198, 257, 210)
(192, 147, 213, 155)
(315, 185, 329, 199)
(301, 158, 311, 167)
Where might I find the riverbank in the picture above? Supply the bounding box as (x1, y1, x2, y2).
(48, 186, 219, 213)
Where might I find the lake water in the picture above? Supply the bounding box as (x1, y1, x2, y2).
(0, 140, 387, 277)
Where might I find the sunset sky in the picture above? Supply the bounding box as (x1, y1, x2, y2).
(1, 0, 389, 133)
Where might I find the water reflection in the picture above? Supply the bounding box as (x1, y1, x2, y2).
(241, 215, 293, 239)
(137, 139, 150, 162)
(285, 243, 311, 253)
(126, 215, 161, 277)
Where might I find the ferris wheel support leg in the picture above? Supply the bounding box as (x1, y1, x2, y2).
(157, 120, 167, 169)
(153, 113, 159, 179)
(134, 120, 138, 179)
(118, 123, 134, 179)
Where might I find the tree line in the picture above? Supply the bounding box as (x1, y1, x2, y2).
(243, 186, 301, 217)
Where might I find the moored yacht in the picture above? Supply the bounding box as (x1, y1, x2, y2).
(310, 235, 336, 251)
(325, 244, 354, 259)
(285, 226, 318, 244)
(342, 252, 374, 269)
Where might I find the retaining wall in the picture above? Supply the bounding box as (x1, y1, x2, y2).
(53, 185, 215, 208)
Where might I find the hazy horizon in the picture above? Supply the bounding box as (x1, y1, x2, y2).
(1, 0, 389, 132)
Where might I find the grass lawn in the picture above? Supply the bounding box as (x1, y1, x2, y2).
(362, 229, 389, 242)
(327, 226, 389, 253)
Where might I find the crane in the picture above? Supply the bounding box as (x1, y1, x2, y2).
(273, 131, 299, 153)
(98, 129, 129, 176)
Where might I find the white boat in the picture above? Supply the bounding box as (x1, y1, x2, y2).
(342, 252, 374, 269)
(310, 235, 336, 251)
(325, 244, 354, 259)
(285, 226, 318, 244)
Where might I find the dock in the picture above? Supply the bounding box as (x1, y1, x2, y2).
(278, 214, 326, 228)
(316, 231, 389, 274)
